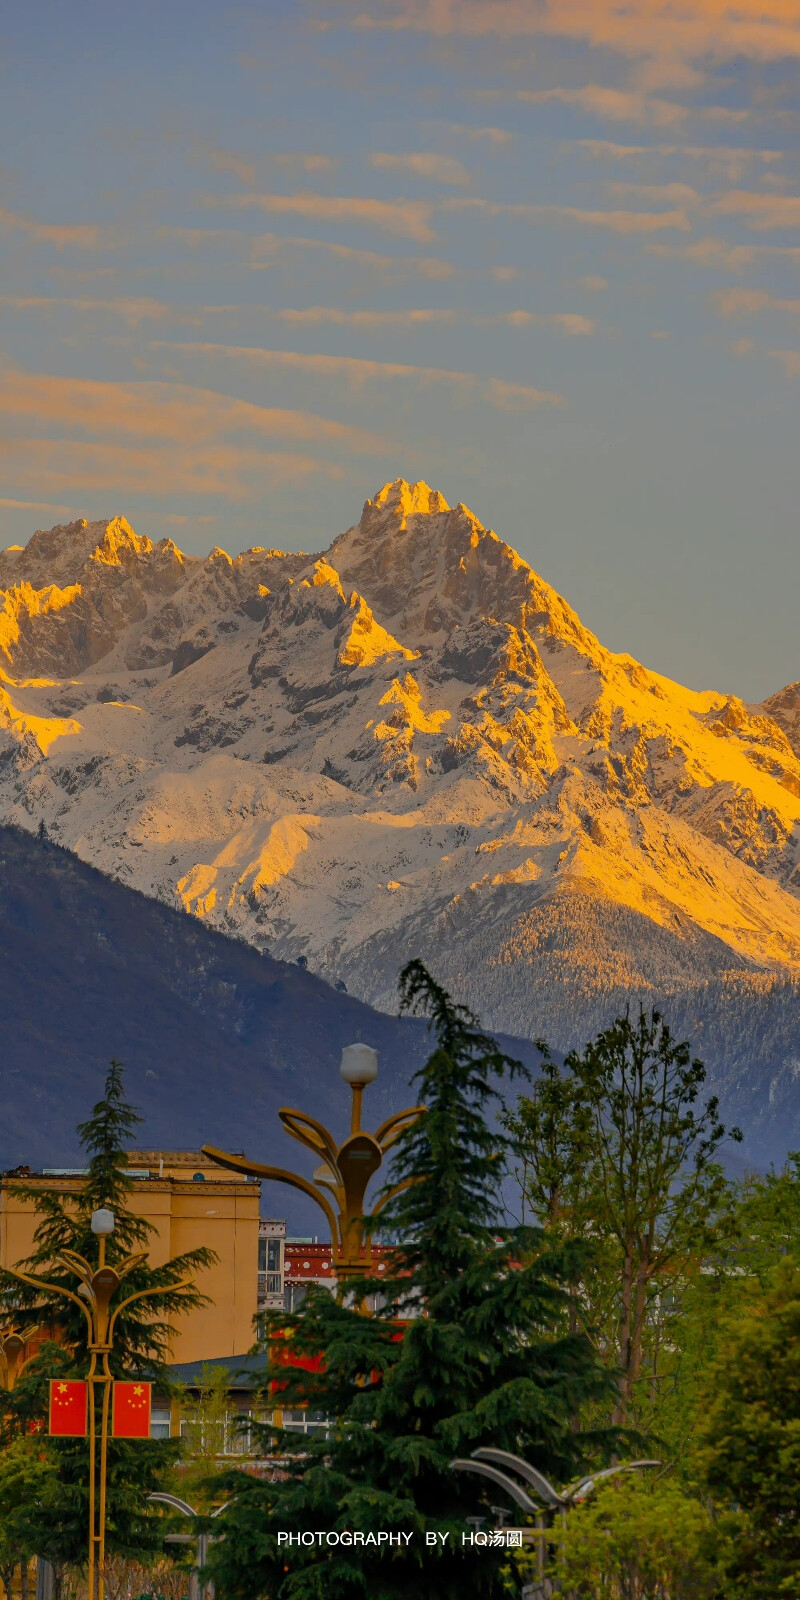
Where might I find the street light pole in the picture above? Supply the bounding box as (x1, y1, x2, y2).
(4, 1209, 191, 1600)
(147, 1492, 229, 1600)
(202, 1044, 424, 1286)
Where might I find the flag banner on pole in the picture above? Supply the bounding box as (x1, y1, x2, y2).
(111, 1381, 152, 1438)
(48, 1379, 88, 1436)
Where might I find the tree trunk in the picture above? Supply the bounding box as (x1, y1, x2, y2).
(20, 1561, 30, 1600)
(613, 1249, 635, 1424)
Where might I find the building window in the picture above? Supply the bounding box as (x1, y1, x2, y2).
(150, 1400, 171, 1440)
(281, 1409, 330, 1437)
(258, 1237, 282, 1273)
(284, 1283, 307, 1312)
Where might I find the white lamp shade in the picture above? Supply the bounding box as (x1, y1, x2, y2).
(90, 1207, 115, 1236)
(339, 1043, 378, 1086)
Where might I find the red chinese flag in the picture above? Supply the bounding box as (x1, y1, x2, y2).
(48, 1380, 87, 1436)
(112, 1381, 152, 1439)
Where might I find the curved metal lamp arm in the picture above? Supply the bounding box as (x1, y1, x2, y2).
(278, 1110, 341, 1173)
(472, 1448, 563, 1509)
(450, 1458, 538, 1516)
(201, 1147, 339, 1242)
(563, 1460, 662, 1503)
(1, 1266, 94, 1342)
(369, 1176, 418, 1216)
(108, 1276, 193, 1342)
(148, 1491, 196, 1518)
(373, 1107, 426, 1150)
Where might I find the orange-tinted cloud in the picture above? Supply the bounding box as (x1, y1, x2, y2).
(247, 230, 456, 280)
(515, 86, 688, 128)
(206, 191, 437, 241)
(710, 189, 800, 229)
(274, 306, 594, 333)
(0, 370, 385, 452)
(767, 349, 800, 376)
(148, 339, 563, 406)
(446, 196, 691, 232)
(647, 237, 800, 270)
(713, 288, 800, 318)
(350, 1, 800, 66)
(371, 151, 472, 186)
(0, 438, 343, 500)
(0, 206, 118, 251)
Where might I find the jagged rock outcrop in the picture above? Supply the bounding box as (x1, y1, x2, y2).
(2, 480, 800, 1069)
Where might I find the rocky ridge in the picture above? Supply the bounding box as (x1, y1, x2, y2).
(2, 480, 800, 1070)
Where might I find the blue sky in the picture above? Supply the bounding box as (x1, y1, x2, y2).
(0, 0, 798, 698)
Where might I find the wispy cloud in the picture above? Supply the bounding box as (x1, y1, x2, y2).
(204, 191, 437, 241)
(442, 123, 514, 145)
(0, 205, 118, 251)
(274, 305, 594, 333)
(349, 1, 800, 69)
(647, 237, 800, 271)
(0, 369, 385, 452)
(247, 230, 456, 280)
(371, 151, 472, 186)
(713, 288, 800, 320)
(767, 349, 800, 376)
(572, 140, 785, 182)
(0, 295, 182, 327)
(709, 189, 800, 230)
(0, 438, 344, 500)
(148, 339, 564, 407)
(445, 196, 691, 232)
(512, 86, 689, 128)
(274, 153, 337, 172)
(0, 497, 80, 514)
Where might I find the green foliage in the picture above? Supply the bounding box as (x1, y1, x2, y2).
(505, 1011, 740, 1425)
(555, 1472, 727, 1598)
(209, 961, 615, 1600)
(174, 1362, 234, 1507)
(696, 1257, 800, 1596)
(0, 1061, 215, 1568)
(2, 1061, 213, 1375)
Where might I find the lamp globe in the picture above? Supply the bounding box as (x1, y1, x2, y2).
(90, 1208, 115, 1236)
(339, 1043, 378, 1087)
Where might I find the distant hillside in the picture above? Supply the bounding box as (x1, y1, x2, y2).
(1, 826, 799, 1204)
(0, 824, 451, 1228)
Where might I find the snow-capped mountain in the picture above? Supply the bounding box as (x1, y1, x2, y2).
(3, 479, 800, 1064)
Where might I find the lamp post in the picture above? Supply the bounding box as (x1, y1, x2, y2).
(451, 1450, 661, 1588)
(147, 1493, 229, 1600)
(202, 1043, 424, 1284)
(4, 1208, 191, 1600)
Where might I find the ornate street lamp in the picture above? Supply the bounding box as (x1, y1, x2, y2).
(203, 1043, 424, 1283)
(451, 1448, 661, 1586)
(147, 1492, 229, 1600)
(4, 1208, 191, 1600)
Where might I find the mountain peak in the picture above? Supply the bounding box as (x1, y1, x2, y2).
(365, 479, 450, 528)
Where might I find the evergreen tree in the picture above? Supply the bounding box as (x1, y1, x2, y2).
(0, 1061, 215, 1566)
(210, 961, 615, 1600)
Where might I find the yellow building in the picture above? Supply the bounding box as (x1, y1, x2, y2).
(0, 1149, 266, 1365)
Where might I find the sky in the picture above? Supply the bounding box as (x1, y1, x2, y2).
(0, 0, 798, 700)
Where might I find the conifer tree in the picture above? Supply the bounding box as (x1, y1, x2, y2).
(210, 962, 614, 1600)
(0, 1061, 214, 1566)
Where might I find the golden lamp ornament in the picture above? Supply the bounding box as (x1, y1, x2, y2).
(203, 1043, 424, 1281)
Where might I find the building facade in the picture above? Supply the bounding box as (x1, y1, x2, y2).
(0, 1149, 261, 1365)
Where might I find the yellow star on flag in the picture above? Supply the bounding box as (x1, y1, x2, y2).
(133, 1384, 143, 1396)
(58, 1383, 68, 1393)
